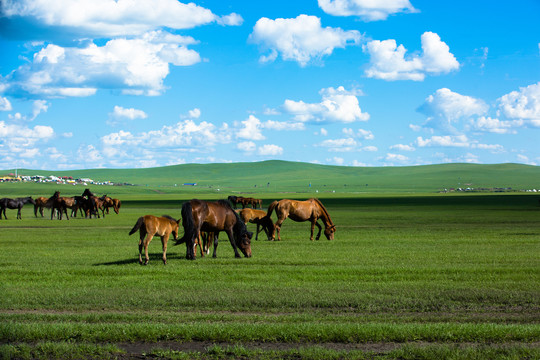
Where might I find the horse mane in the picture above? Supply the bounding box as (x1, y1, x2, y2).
(161, 214, 178, 222)
(232, 209, 250, 240)
(312, 198, 334, 226)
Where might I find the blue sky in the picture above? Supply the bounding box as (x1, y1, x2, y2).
(0, 0, 539, 170)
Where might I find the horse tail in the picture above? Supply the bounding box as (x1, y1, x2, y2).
(129, 217, 144, 235)
(175, 201, 194, 245)
(265, 200, 278, 219)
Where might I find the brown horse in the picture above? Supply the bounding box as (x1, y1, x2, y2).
(266, 198, 336, 241)
(34, 196, 54, 217)
(236, 208, 274, 241)
(129, 215, 180, 265)
(176, 199, 252, 260)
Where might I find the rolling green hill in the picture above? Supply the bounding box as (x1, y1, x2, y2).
(3, 161, 539, 194)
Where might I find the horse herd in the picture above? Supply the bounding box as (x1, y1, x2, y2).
(0, 189, 120, 220)
(130, 197, 336, 265)
(1, 191, 336, 265)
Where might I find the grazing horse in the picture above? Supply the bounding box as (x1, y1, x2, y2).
(236, 208, 274, 241)
(266, 198, 336, 241)
(176, 199, 252, 260)
(0, 197, 35, 219)
(111, 198, 121, 214)
(129, 215, 180, 265)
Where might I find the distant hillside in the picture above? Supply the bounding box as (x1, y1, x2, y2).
(5, 161, 540, 193)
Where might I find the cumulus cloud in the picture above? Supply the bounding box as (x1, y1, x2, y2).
(498, 81, 540, 127)
(416, 135, 470, 148)
(343, 127, 374, 139)
(257, 144, 283, 156)
(318, 137, 358, 152)
(283, 86, 369, 123)
(110, 106, 148, 121)
(0, 121, 55, 162)
(262, 120, 305, 131)
(1, 31, 201, 98)
(237, 141, 256, 153)
(384, 153, 409, 162)
(318, 0, 418, 21)
(417, 88, 488, 133)
(364, 32, 459, 81)
(390, 144, 415, 151)
(101, 119, 231, 158)
(468, 116, 520, 134)
(236, 115, 265, 140)
(0, 0, 241, 38)
(249, 15, 361, 66)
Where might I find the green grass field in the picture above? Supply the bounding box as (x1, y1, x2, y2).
(0, 179, 539, 359)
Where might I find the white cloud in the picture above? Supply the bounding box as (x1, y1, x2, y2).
(110, 106, 148, 121)
(1, 0, 239, 37)
(390, 144, 415, 151)
(318, 0, 418, 21)
(236, 115, 265, 140)
(468, 116, 520, 134)
(343, 127, 374, 139)
(237, 141, 256, 153)
(283, 86, 369, 123)
(1, 31, 200, 98)
(416, 135, 470, 148)
(102, 119, 231, 152)
(0, 97, 12, 111)
(257, 144, 283, 156)
(318, 137, 358, 152)
(498, 81, 540, 126)
(188, 108, 201, 119)
(364, 32, 459, 81)
(262, 120, 305, 131)
(385, 153, 409, 162)
(0, 121, 55, 157)
(417, 88, 488, 133)
(250, 15, 361, 66)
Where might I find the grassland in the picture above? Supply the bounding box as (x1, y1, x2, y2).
(4, 160, 540, 193)
(0, 174, 539, 359)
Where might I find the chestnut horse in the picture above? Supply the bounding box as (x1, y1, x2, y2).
(176, 199, 252, 260)
(265, 198, 336, 241)
(236, 208, 274, 241)
(129, 215, 180, 265)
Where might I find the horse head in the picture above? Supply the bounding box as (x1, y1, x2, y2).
(26, 196, 36, 205)
(324, 225, 336, 240)
(236, 230, 253, 257)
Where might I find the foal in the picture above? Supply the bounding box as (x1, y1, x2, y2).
(129, 215, 180, 265)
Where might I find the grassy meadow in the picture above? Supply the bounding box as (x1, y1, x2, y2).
(0, 162, 539, 359)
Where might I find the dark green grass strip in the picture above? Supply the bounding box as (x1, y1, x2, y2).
(2, 322, 539, 343)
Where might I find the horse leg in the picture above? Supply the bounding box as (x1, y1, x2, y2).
(313, 220, 322, 241)
(161, 234, 168, 265)
(212, 233, 219, 258)
(17, 206, 22, 220)
(255, 224, 260, 240)
(226, 229, 242, 258)
(143, 233, 154, 265)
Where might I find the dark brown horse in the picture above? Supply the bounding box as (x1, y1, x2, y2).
(129, 215, 180, 265)
(265, 198, 336, 241)
(236, 208, 274, 241)
(48, 191, 69, 220)
(176, 199, 252, 260)
(0, 196, 35, 219)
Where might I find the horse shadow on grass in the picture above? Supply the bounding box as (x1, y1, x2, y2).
(93, 252, 185, 266)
